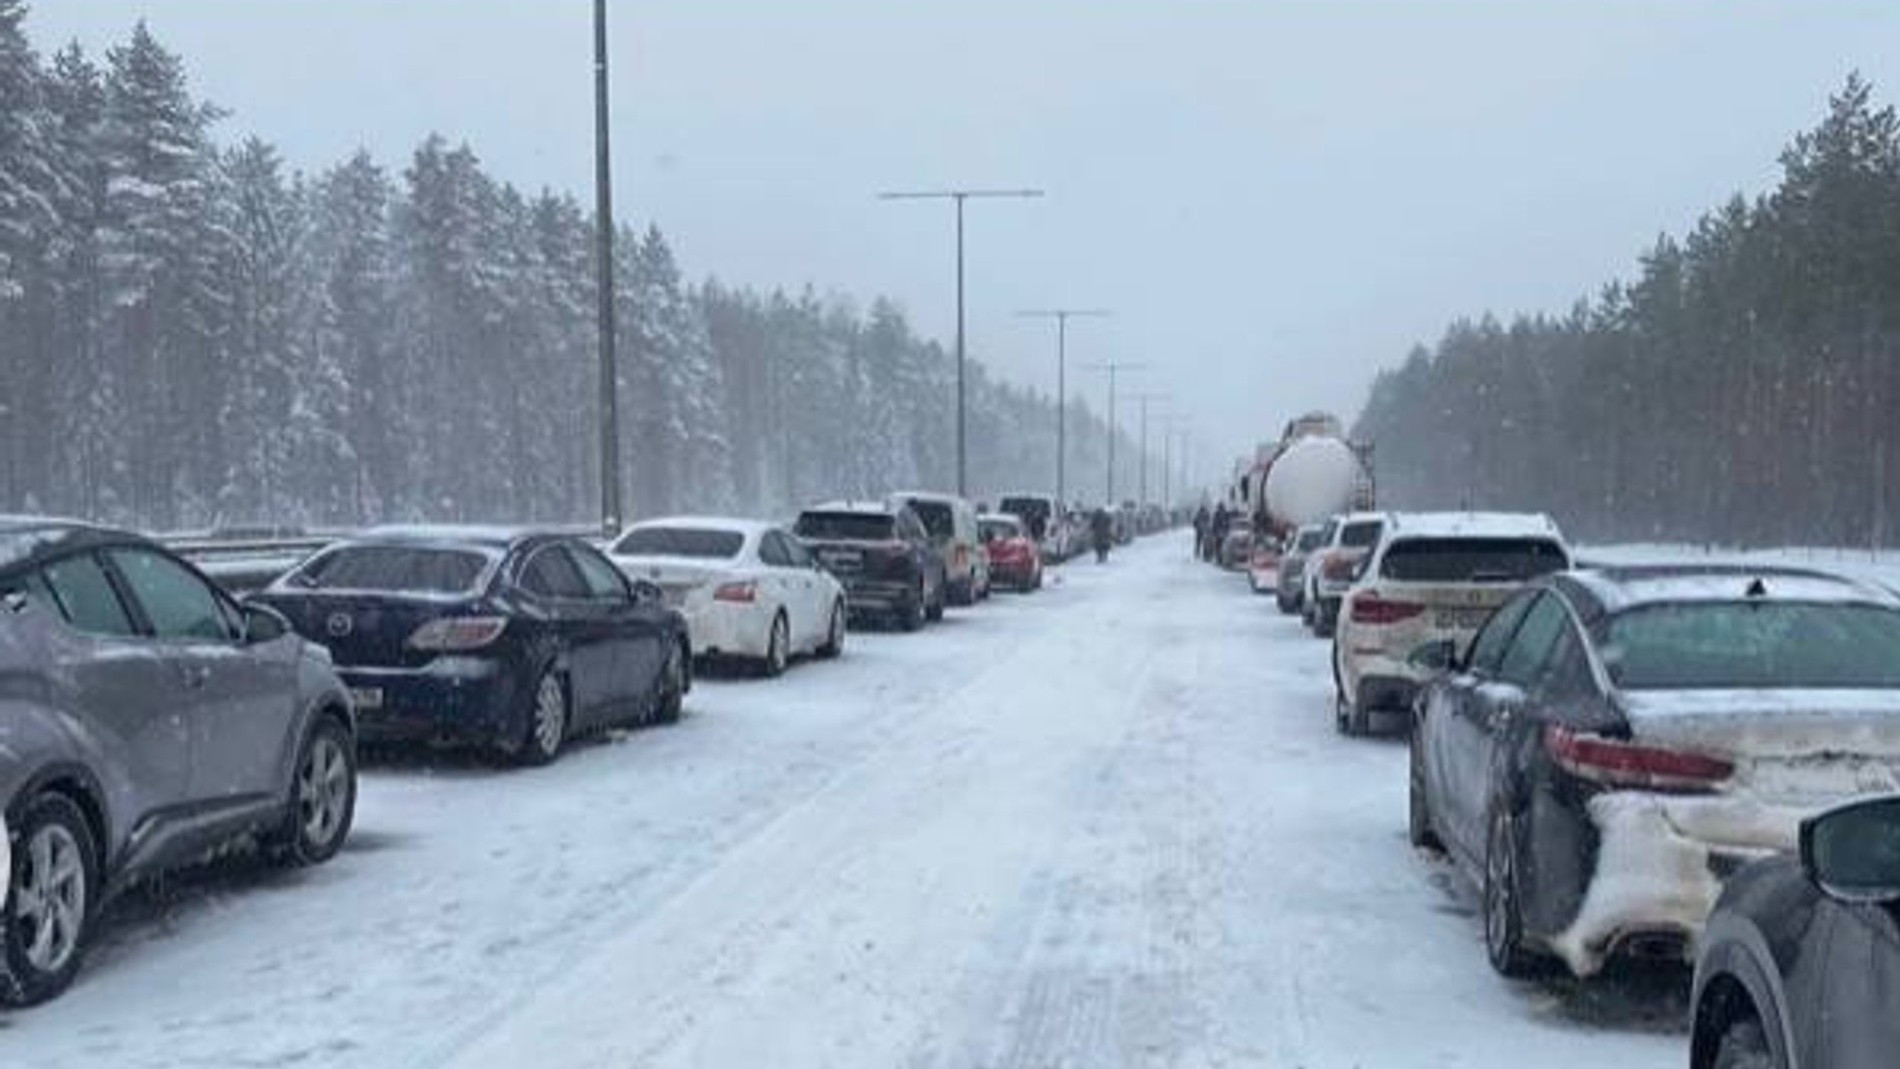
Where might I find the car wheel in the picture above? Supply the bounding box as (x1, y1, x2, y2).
(1408, 728, 1443, 851)
(1483, 802, 1547, 978)
(515, 669, 568, 766)
(1, 792, 97, 1008)
(759, 612, 789, 678)
(652, 642, 686, 724)
(817, 601, 845, 659)
(1712, 1018, 1777, 1069)
(898, 578, 926, 632)
(274, 716, 357, 867)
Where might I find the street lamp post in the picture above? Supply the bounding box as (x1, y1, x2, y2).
(1085, 360, 1147, 503)
(1130, 392, 1171, 505)
(592, 0, 621, 536)
(1017, 308, 1109, 509)
(879, 188, 1044, 496)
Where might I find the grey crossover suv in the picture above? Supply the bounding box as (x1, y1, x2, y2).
(0, 518, 356, 1006)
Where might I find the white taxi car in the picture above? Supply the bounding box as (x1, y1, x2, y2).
(1332, 512, 1570, 735)
(608, 517, 846, 677)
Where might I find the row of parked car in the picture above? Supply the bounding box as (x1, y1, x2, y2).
(0, 488, 1098, 1006)
(1243, 509, 1900, 1067)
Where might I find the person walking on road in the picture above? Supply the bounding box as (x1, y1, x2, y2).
(1207, 502, 1231, 563)
(1192, 505, 1210, 561)
(1089, 507, 1114, 564)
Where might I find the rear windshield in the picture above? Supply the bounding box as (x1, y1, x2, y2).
(293, 545, 491, 593)
(613, 527, 745, 559)
(795, 512, 894, 541)
(980, 519, 1022, 541)
(1605, 602, 1900, 690)
(1340, 521, 1383, 548)
(1296, 529, 1326, 552)
(999, 498, 1050, 522)
(1378, 537, 1569, 583)
(905, 501, 955, 538)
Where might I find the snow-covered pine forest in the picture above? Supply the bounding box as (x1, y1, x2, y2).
(0, 7, 1125, 529)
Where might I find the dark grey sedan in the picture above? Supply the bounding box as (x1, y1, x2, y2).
(0, 518, 356, 1007)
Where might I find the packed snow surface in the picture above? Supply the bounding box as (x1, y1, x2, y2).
(4, 536, 1684, 1068)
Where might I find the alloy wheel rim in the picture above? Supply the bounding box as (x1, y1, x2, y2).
(534, 675, 566, 754)
(298, 734, 350, 847)
(1486, 816, 1513, 954)
(771, 617, 787, 671)
(15, 823, 85, 974)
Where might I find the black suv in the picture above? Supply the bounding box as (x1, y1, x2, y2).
(793, 502, 946, 631)
(0, 519, 356, 1006)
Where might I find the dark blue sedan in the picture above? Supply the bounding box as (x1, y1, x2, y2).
(252, 526, 690, 765)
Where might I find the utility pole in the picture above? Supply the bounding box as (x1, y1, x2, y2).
(1017, 308, 1109, 508)
(1085, 360, 1147, 503)
(879, 188, 1044, 496)
(1130, 392, 1171, 505)
(592, 0, 621, 536)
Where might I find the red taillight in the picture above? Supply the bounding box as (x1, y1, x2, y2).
(1350, 593, 1424, 625)
(954, 545, 968, 569)
(1544, 724, 1734, 793)
(1252, 550, 1280, 568)
(407, 616, 508, 651)
(713, 580, 757, 603)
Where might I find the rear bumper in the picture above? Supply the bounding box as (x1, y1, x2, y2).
(338, 657, 521, 747)
(682, 601, 770, 660)
(990, 559, 1037, 585)
(840, 577, 916, 613)
(1540, 790, 1806, 976)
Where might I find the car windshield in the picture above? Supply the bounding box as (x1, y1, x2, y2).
(1605, 602, 1900, 689)
(292, 545, 490, 593)
(794, 512, 894, 541)
(904, 501, 955, 538)
(980, 519, 1021, 541)
(1296, 529, 1326, 552)
(1339, 521, 1382, 548)
(613, 527, 745, 559)
(1378, 537, 1569, 582)
(998, 498, 1049, 523)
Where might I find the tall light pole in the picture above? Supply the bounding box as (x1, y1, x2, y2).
(1017, 308, 1109, 508)
(592, 0, 621, 536)
(879, 188, 1043, 496)
(1085, 360, 1147, 503)
(1130, 392, 1171, 505)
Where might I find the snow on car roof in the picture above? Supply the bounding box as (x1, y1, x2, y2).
(803, 500, 899, 515)
(1382, 511, 1563, 540)
(625, 515, 775, 535)
(1569, 564, 1897, 612)
(888, 490, 966, 504)
(358, 524, 548, 547)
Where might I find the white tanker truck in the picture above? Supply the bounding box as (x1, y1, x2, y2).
(1225, 412, 1375, 589)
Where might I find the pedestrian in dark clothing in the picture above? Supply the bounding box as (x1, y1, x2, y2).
(1089, 507, 1114, 563)
(1192, 505, 1210, 560)
(1208, 503, 1231, 562)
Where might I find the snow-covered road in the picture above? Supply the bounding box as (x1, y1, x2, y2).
(7, 534, 1688, 1068)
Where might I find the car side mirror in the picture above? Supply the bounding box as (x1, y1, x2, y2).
(242, 602, 290, 645)
(1407, 638, 1459, 674)
(1802, 795, 1900, 904)
(630, 579, 664, 605)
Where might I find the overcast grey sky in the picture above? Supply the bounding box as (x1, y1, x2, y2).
(27, 1, 1900, 479)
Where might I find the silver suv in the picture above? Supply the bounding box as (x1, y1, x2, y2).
(0, 519, 356, 1006)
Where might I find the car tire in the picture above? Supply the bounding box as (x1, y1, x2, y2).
(271, 715, 357, 867)
(1483, 802, 1548, 979)
(1712, 1018, 1777, 1069)
(1, 792, 97, 1008)
(898, 578, 926, 632)
(652, 642, 686, 725)
(1408, 728, 1443, 851)
(817, 601, 845, 659)
(759, 612, 789, 678)
(514, 669, 568, 767)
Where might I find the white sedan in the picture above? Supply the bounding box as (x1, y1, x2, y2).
(607, 517, 847, 676)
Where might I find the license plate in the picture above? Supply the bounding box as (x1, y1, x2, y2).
(662, 586, 689, 607)
(1433, 607, 1491, 630)
(820, 550, 863, 571)
(349, 687, 384, 710)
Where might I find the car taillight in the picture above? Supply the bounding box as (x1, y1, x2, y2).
(955, 545, 968, 569)
(714, 580, 757, 603)
(407, 616, 509, 651)
(1350, 593, 1424, 625)
(1544, 724, 1734, 793)
(1252, 549, 1279, 567)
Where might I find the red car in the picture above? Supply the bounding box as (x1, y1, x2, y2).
(979, 514, 1043, 592)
